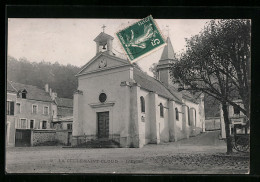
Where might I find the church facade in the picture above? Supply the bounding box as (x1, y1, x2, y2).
(72, 31, 205, 148)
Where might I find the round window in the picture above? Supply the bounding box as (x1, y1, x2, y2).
(99, 93, 107, 103)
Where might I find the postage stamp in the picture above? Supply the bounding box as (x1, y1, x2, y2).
(116, 15, 166, 62)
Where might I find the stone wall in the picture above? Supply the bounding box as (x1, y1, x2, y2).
(55, 130, 69, 145)
(32, 130, 56, 146)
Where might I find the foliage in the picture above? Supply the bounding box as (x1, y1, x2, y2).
(171, 19, 250, 154)
(149, 63, 158, 78)
(172, 19, 250, 117)
(7, 56, 80, 99)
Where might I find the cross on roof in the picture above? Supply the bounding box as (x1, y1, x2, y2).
(166, 25, 169, 37)
(102, 24, 106, 32)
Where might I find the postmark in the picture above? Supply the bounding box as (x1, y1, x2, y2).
(116, 15, 166, 62)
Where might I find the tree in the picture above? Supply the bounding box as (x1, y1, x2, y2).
(149, 63, 158, 78)
(7, 56, 80, 99)
(171, 19, 250, 154)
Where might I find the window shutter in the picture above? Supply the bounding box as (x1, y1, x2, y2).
(10, 102, 14, 115)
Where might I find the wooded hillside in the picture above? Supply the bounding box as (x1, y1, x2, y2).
(7, 56, 80, 99)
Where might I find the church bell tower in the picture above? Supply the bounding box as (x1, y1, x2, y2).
(156, 37, 177, 87)
(94, 25, 114, 56)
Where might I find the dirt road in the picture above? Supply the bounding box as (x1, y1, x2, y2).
(6, 131, 249, 174)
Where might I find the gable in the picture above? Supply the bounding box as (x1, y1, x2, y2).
(77, 53, 130, 76)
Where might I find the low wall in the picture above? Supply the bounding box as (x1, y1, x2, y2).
(32, 130, 56, 146)
(56, 130, 70, 145)
(205, 118, 221, 131)
(189, 127, 202, 137)
(71, 134, 120, 147)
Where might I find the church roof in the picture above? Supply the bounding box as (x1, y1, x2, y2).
(76, 52, 130, 76)
(160, 37, 176, 61)
(94, 32, 114, 43)
(133, 68, 181, 102)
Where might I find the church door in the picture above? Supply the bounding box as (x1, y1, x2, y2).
(97, 112, 109, 139)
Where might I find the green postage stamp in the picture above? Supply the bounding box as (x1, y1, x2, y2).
(116, 15, 166, 62)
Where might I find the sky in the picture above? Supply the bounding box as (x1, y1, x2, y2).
(8, 18, 210, 76)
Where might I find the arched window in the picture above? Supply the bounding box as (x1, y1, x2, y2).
(160, 103, 164, 117)
(140, 96, 145, 113)
(194, 109, 196, 126)
(175, 108, 179, 120)
(234, 106, 240, 115)
(187, 106, 191, 126)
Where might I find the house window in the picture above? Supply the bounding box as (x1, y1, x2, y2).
(30, 120, 34, 129)
(67, 123, 72, 130)
(159, 103, 164, 117)
(32, 105, 37, 114)
(21, 89, 27, 99)
(42, 121, 47, 129)
(234, 106, 240, 115)
(175, 108, 179, 120)
(140, 96, 145, 113)
(7, 101, 14, 115)
(20, 119, 27, 129)
(16, 103, 21, 114)
(43, 106, 49, 115)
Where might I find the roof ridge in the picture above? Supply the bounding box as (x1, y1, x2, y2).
(7, 80, 18, 92)
(9, 81, 43, 90)
(157, 79, 182, 102)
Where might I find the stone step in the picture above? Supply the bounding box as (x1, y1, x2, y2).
(75, 139, 120, 148)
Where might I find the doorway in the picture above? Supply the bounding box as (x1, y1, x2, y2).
(97, 112, 109, 139)
(15, 129, 31, 147)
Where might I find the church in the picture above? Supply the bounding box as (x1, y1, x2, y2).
(72, 30, 205, 148)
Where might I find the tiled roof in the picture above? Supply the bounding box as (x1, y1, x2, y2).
(7, 80, 17, 93)
(7, 81, 52, 102)
(167, 85, 183, 101)
(133, 68, 181, 102)
(94, 32, 114, 43)
(168, 84, 199, 103)
(57, 107, 73, 117)
(55, 97, 73, 108)
(160, 37, 176, 60)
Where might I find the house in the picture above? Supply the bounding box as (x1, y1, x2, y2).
(72, 30, 205, 148)
(55, 97, 73, 118)
(52, 97, 73, 145)
(6, 81, 57, 147)
(220, 99, 249, 139)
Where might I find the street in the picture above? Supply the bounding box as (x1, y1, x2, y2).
(6, 131, 249, 174)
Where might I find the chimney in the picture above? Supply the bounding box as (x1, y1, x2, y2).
(45, 84, 49, 92)
(51, 92, 57, 100)
(49, 88, 52, 96)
